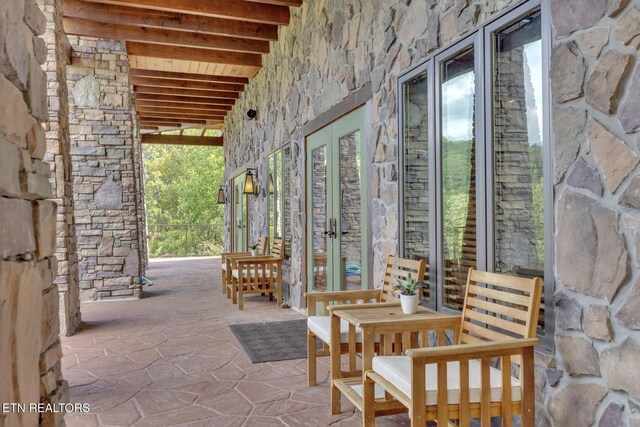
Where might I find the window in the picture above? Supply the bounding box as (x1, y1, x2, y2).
(399, 1, 552, 349)
(268, 144, 292, 259)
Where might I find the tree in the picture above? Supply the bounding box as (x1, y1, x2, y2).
(143, 143, 225, 256)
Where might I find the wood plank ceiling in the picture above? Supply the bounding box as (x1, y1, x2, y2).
(63, 0, 301, 132)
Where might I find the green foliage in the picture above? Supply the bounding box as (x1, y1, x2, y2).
(143, 144, 226, 257)
(394, 274, 426, 296)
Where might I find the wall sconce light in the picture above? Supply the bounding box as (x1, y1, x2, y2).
(269, 174, 274, 194)
(243, 168, 258, 195)
(216, 185, 227, 204)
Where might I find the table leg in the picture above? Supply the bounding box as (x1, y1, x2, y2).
(330, 313, 341, 415)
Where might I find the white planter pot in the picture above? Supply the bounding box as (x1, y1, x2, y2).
(400, 294, 419, 314)
(250, 249, 258, 256)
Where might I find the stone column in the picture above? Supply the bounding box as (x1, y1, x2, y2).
(38, 0, 81, 336)
(67, 36, 143, 301)
(132, 118, 149, 270)
(0, 0, 67, 425)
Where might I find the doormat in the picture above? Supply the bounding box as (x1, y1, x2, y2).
(229, 319, 310, 363)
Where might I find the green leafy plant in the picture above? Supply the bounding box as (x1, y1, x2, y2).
(394, 274, 426, 296)
(249, 242, 259, 250)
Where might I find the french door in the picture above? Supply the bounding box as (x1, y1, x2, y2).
(306, 107, 368, 293)
(232, 172, 248, 252)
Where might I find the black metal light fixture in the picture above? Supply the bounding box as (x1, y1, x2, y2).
(243, 168, 258, 195)
(216, 186, 227, 204)
(269, 174, 275, 194)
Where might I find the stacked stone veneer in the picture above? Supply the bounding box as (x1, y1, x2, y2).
(223, 0, 640, 425)
(543, 1, 640, 426)
(0, 0, 67, 425)
(223, 0, 524, 313)
(38, 0, 81, 336)
(67, 36, 144, 300)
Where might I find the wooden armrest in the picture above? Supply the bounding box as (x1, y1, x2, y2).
(405, 338, 539, 361)
(222, 252, 250, 263)
(304, 289, 380, 304)
(235, 257, 281, 266)
(328, 302, 400, 311)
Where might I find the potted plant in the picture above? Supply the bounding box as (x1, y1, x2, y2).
(249, 242, 259, 256)
(394, 274, 426, 314)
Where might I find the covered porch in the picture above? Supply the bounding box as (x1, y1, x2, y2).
(1, 0, 639, 426)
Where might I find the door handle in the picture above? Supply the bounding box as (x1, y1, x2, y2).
(325, 218, 337, 238)
(325, 221, 335, 237)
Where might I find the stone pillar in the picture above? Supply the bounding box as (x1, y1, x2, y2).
(67, 36, 143, 301)
(132, 119, 149, 270)
(38, 0, 81, 336)
(0, 0, 67, 425)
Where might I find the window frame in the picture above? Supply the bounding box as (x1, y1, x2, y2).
(267, 143, 292, 260)
(397, 0, 554, 352)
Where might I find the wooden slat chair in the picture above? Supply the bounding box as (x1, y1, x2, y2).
(228, 238, 285, 310)
(220, 236, 268, 295)
(363, 267, 542, 427)
(305, 255, 426, 386)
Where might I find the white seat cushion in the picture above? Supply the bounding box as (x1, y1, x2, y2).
(372, 356, 521, 405)
(307, 315, 362, 345)
(221, 264, 227, 272)
(231, 269, 273, 279)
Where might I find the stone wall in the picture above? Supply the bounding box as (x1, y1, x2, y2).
(543, 1, 640, 426)
(38, 0, 81, 337)
(0, 0, 67, 425)
(67, 36, 144, 300)
(223, 0, 523, 311)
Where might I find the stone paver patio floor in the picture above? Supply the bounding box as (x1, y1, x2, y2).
(62, 257, 409, 426)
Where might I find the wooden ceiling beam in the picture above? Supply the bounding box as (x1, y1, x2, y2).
(126, 42, 262, 67)
(134, 85, 239, 100)
(129, 69, 248, 85)
(245, 0, 301, 5)
(138, 110, 226, 120)
(139, 110, 222, 120)
(139, 121, 182, 127)
(130, 76, 244, 92)
(141, 134, 224, 147)
(64, 18, 270, 54)
(83, 0, 292, 25)
(136, 101, 232, 112)
(65, 0, 278, 41)
(135, 93, 236, 106)
(137, 106, 228, 117)
(140, 121, 207, 127)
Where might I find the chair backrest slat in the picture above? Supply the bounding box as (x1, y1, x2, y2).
(458, 267, 542, 380)
(258, 236, 268, 255)
(271, 238, 285, 259)
(380, 255, 426, 302)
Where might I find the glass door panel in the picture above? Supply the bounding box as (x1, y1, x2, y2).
(268, 154, 276, 245)
(233, 173, 247, 252)
(307, 127, 331, 293)
(401, 70, 432, 302)
(492, 10, 545, 334)
(306, 107, 367, 295)
(440, 47, 476, 311)
(338, 129, 362, 291)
